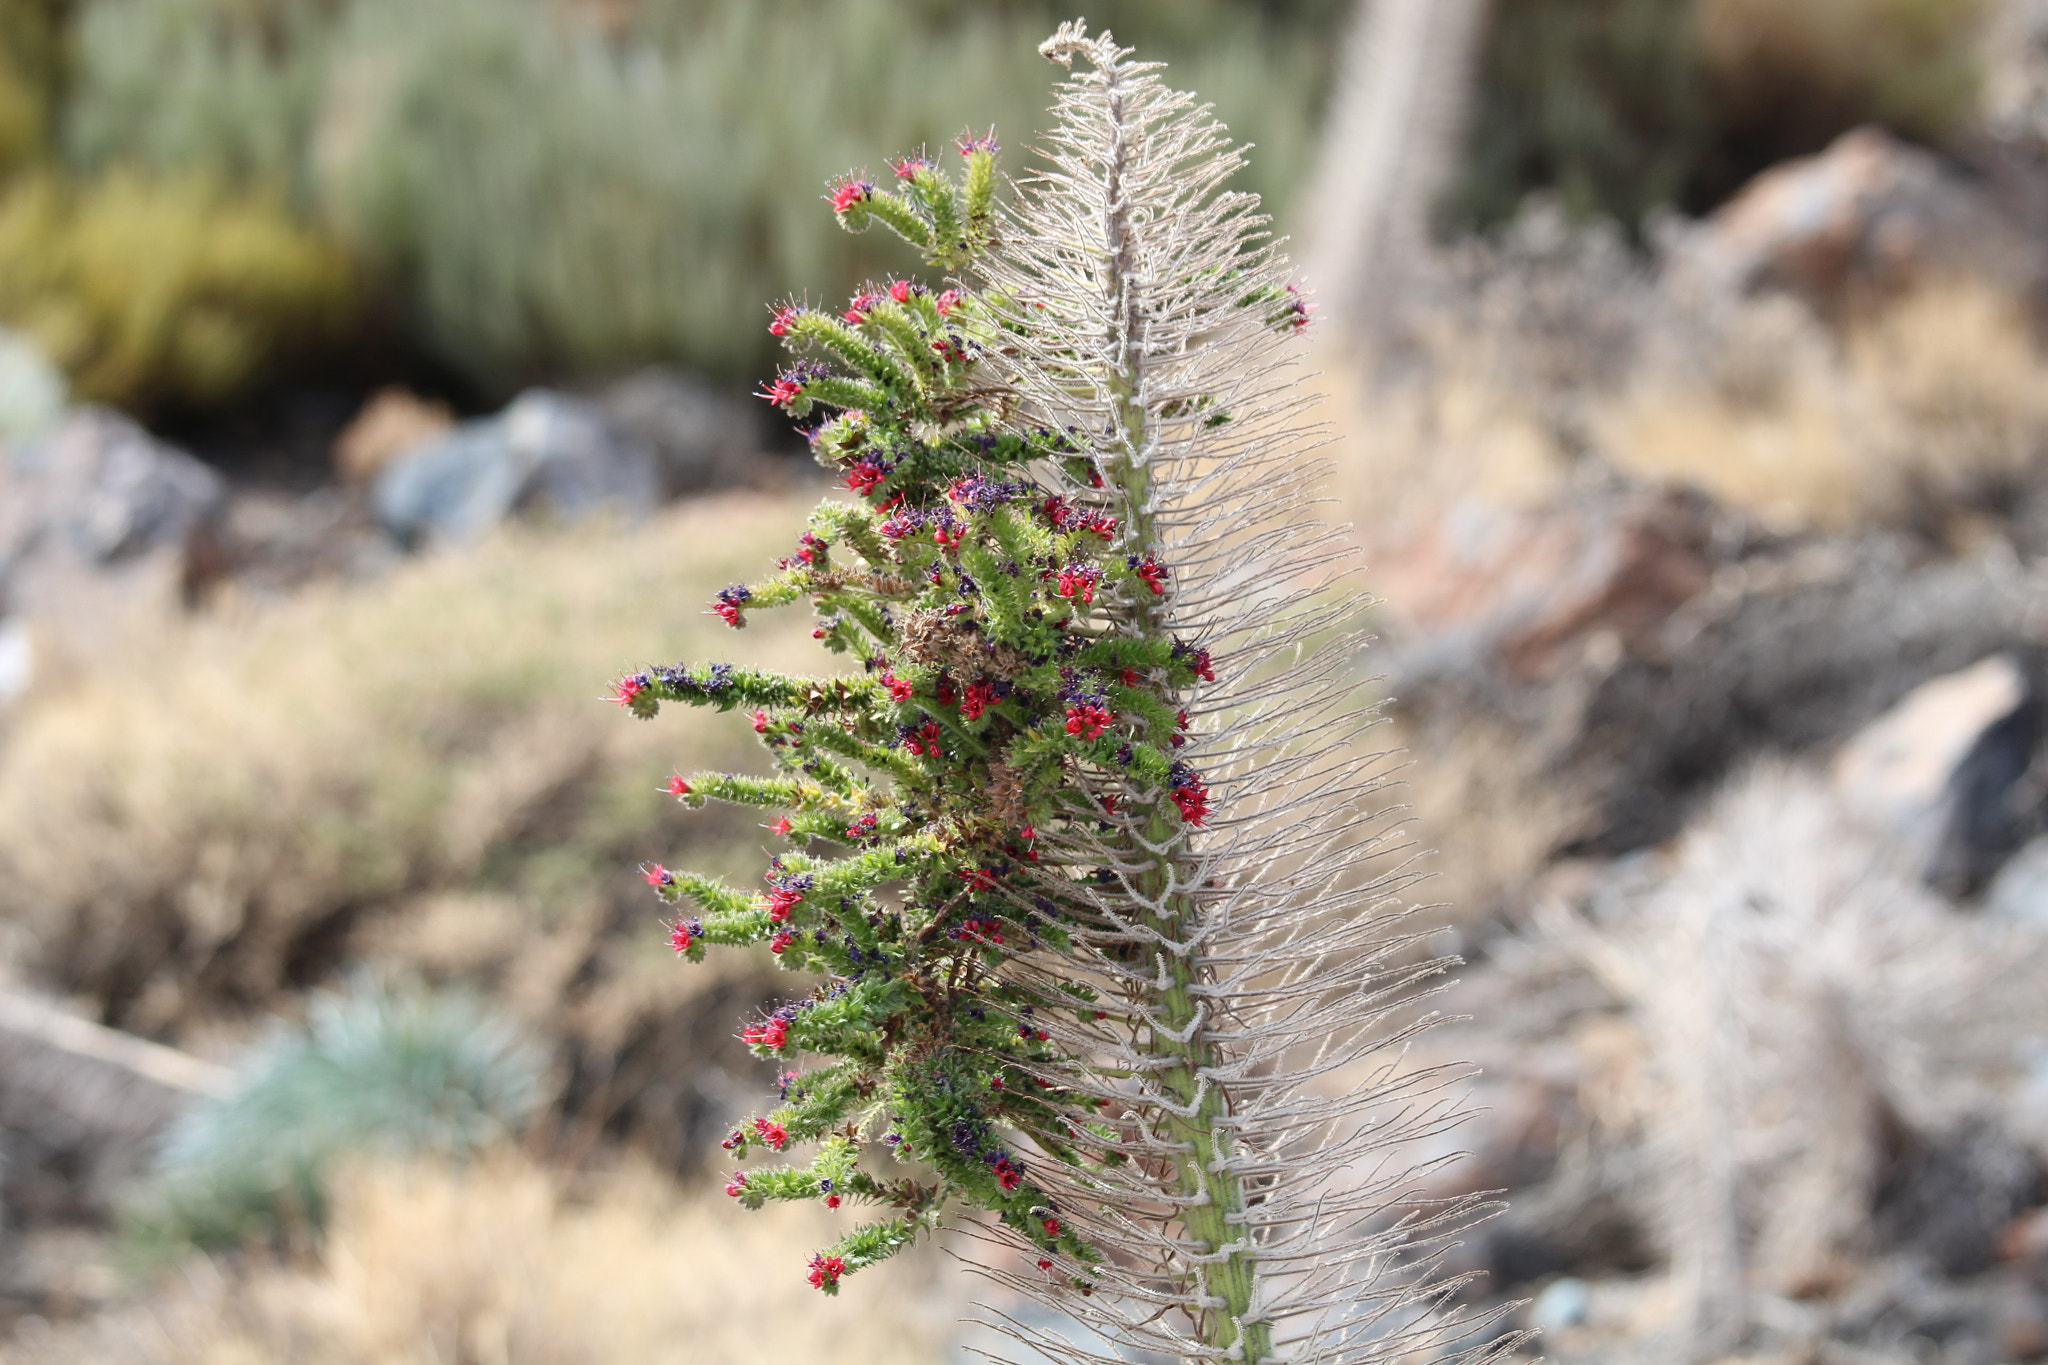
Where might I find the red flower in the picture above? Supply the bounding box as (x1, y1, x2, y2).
(888, 279, 916, 303)
(826, 1194, 841, 1209)
(956, 128, 999, 157)
(765, 887, 804, 922)
(1040, 495, 1072, 528)
(751, 709, 771, 733)
(959, 680, 998, 721)
(668, 921, 693, 952)
(752, 1117, 789, 1150)
(932, 523, 964, 551)
(904, 721, 943, 758)
(758, 375, 803, 407)
(769, 304, 802, 337)
(611, 674, 646, 707)
(889, 154, 931, 179)
(957, 866, 998, 891)
(934, 289, 961, 315)
(845, 812, 878, 841)
(807, 1254, 846, 1290)
(882, 673, 914, 701)
(843, 291, 881, 324)
(642, 863, 675, 888)
(742, 1017, 790, 1050)
(844, 460, 886, 496)
(1133, 555, 1167, 594)
(1037, 1258, 1053, 1271)
(827, 178, 873, 214)
(1065, 702, 1114, 742)
(725, 1172, 748, 1197)
(1055, 565, 1102, 603)
(767, 815, 793, 837)
(665, 774, 691, 796)
(770, 929, 796, 954)
(1042, 1218, 1060, 1237)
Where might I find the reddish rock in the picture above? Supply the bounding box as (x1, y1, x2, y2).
(1372, 483, 1715, 683)
(1680, 127, 2039, 318)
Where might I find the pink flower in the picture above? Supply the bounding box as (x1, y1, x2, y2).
(751, 709, 771, 733)
(665, 775, 691, 796)
(889, 154, 932, 179)
(742, 1017, 789, 1050)
(888, 279, 916, 303)
(827, 178, 873, 214)
(758, 375, 802, 407)
(767, 815, 793, 837)
(843, 291, 881, 324)
(611, 674, 646, 707)
(934, 289, 961, 315)
(725, 1172, 748, 1197)
(642, 863, 675, 888)
(769, 304, 802, 336)
(955, 128, 999, 157)
(668, 921, 693, 953)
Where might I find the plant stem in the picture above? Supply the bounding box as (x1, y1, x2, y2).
(1094, 53, 1272, 1363)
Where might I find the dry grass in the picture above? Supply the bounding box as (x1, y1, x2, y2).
(14, 1151, 958, 1364)
(1600, 280, 2048, 534)
(0, 489, 830, 1156)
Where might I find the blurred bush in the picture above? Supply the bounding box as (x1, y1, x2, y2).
(127, 979, 545, 1258)
(28, 1152, 952, 1364)
(0, 495, 811, 1160)
(0, 169, 354, 409)
(64, 0, 1341, 397)
(1449, 0, 1990, 230)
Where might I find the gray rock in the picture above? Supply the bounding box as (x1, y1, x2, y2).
(372, 388, 660, 546)
(0, 405, 226, 598)
(594, 367, 764, 497)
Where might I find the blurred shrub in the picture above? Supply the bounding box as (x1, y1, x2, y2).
(1696, 0, 1988, 158)
(29, 1153, 951, 1364)
(0, 0, 64, 181)
(0, 495, 807, 1160)
(0, 169, 355, 409)
(127, 979, 545, 1257)
(1447, 0, 1710, 232)
(65, 0, 1337, 395)
(1449, 0, 1990, 230)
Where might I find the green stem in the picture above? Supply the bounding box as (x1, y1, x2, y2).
(1094, 56, 1271, 1363)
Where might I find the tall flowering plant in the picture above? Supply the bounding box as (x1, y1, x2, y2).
(617, 25, 1502, 1364)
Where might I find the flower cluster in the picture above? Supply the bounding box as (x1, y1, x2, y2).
(606, 126, 1315, 1299)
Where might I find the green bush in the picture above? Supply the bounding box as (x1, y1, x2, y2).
(126, 979, 545, 1257)
(1447, 0, 1989, 231)
(0, 168, 354, 410)
(65, 0, 1339, 394)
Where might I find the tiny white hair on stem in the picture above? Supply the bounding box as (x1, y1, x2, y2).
(956, 23, 1520, 1365)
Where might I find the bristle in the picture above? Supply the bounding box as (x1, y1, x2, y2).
(964, 28, 1517, 1365)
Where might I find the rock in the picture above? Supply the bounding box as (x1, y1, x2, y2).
(1674, 127, 2040, 319)
(332, 385, 455, 486)
(0, 405, 226, 614)
(1373, 480, 1718, 685)
(1875, 1120, 2044, 1277)
(1528, 1277, 1591, 1333)
(1984, 837, 2048, 924)
(1830, 654, 2044, 895)
(371, 388, 659, 546)
(0, 329, 64, 443)
(594, 367, 765, 497)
